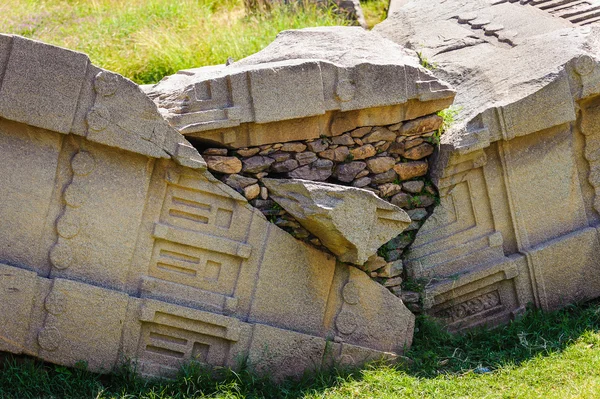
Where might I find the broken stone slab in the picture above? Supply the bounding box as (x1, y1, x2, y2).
(147, 27, 455, 148)
(262, 178, 412, 265)
(0, 33, 416, 381)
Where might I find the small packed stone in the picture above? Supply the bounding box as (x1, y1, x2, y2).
(201, 113, 443, 300)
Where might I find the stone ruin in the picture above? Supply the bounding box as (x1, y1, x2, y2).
(2, 0, 600, 381)
(0, 28, 452, 380)
(377, 0, 600, 330)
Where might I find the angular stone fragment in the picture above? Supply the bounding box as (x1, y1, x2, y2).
(391, 192, 412, 208)
(307, 139, 329, 153)
(288, 159, 333, 181)
(281, 142, 307, 152)
(332, 134, 355, 146)
(244, 183, 261, 200)
(295, 151, 318, 166)
(242, 156, 275, 173)
(404, 143, 434, 160)
(398, 115, 443, 136)
(363, 255, 388, 272)
(237, 147, 260, 157)
(363, 127, 396, 144)
(384, 276, 403, 288)
(271, 159, 299, 173)
(366, 156, 396, 174)
(350, 144, 376, 160)
(263, 178, 411, 265)
(224, 174, 258, 191)
(204, 148, 228, 155)
(402, 180, 424, 194)
(388, 141, 405, 155)
(270, 151, 291, 162)
(205, 156, 242, 174)
(353, 177, 372, 187)
(320, 146, 349, 162)
(414, 195, 435, 207)
(393, 161, 428, 180)
(379, 183, 402, 197)
(333, 161, 367, 183)
(351, 126, 372, 138)
(371, 169, 397, 184)
(404, 137, 424, 149)
(378, 260, 403, 278)
(406, 208, 428, 221)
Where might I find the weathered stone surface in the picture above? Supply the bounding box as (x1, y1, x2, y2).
(148, 27, 454, 147)
(397, 115, 443, 136)
(307, 140, 329, 153)
(406, 208, 428, 221)
(371, 169, 397, 184)
(378, 260, 403, 278)
(366, 156, 396, 174)
(320, 146, 349, 162)
(242, 156, 275, 173)
(271, 159, 299, 173)
(379, 183, 402, 197)
(402, 180, 424, 194)
(204, 148, 228, 155)
(363, 255, 388, 273)
(404, 143, 434, 160)
(333, 161, 367, 182)
(0, 34, 416, 381)
(393, 161, 428, 180)
(390, 192, 412, 208)
(205, 155, 242, 174)
(244, 183, 261, 200)
(295, 151, 318, 165)
(263, 179, 411, 265)
(288, 159, 334, 181)
(350, 144, 377, 160)
(224, 174, 258, 191)
(237, 147, 260, 157)
(351, 126, 372, 138)
(281, 142, 307, 152)
(270, 151, 291, 162)
(332, 134, 355, 146)
(353, 176, 372, 187)
(363, 127, 396, 144)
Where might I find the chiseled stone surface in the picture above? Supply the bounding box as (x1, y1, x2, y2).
(377, 0, 600, 331)
(262, 178, 411, 265)
(146, 27, 454, 148)
(0, 33, 416, 382)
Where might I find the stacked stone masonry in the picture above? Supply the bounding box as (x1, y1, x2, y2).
(199, 114, 441, 296)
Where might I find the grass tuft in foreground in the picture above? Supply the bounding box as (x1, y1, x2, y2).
(3, 301, 600, 398)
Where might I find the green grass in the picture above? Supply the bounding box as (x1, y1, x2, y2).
(0, 0, 351, 84)
(360, 0, 388, 28)
(4, 301, 600, 398)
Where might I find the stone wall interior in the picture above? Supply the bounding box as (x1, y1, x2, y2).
(0, 28, 455, 380)
(376, 0, 600, 330)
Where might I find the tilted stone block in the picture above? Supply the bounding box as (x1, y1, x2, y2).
(262, 178, 411, 265)
(146, 27, 455, 147)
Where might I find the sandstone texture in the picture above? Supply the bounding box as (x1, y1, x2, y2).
(375, 0, 600, 331)
(263, 179, 411, 265)
(0, 32, 421, 381)
(146, 27, 454, 148)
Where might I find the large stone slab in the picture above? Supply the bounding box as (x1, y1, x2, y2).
(146, 27, 454, 147)
(375, 0, 600, 330)
(262, 178, 411, 265)
(0, 33, 415, 380)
